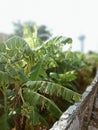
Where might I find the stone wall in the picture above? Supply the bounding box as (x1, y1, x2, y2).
(50, 73, 98, 130)
(88, 88, 98, 130)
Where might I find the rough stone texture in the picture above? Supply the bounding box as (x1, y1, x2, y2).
(88, 92, 98, 130)
(88, 125, 98, 130)
(50, 74, 98, 130)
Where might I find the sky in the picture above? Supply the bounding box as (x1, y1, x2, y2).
(0, 0, 98, 53)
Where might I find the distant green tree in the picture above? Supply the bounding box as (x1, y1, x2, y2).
(12, 20, 52, 41)
(38, 25, 52, 41)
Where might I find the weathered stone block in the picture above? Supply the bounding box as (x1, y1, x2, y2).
(94, 98, 98, 111)
(88, 126, 98, 130)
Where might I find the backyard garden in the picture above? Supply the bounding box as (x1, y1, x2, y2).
(0, 26, 98, 130)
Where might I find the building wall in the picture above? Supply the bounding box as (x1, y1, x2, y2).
(0, 33, 9, 41)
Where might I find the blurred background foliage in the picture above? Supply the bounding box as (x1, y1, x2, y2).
(11, 20, 52, 41)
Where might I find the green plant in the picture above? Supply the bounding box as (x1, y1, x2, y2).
(1, 27, 96, 130)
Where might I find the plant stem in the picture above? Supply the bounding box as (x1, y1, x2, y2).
(3, 85, 7, 113)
